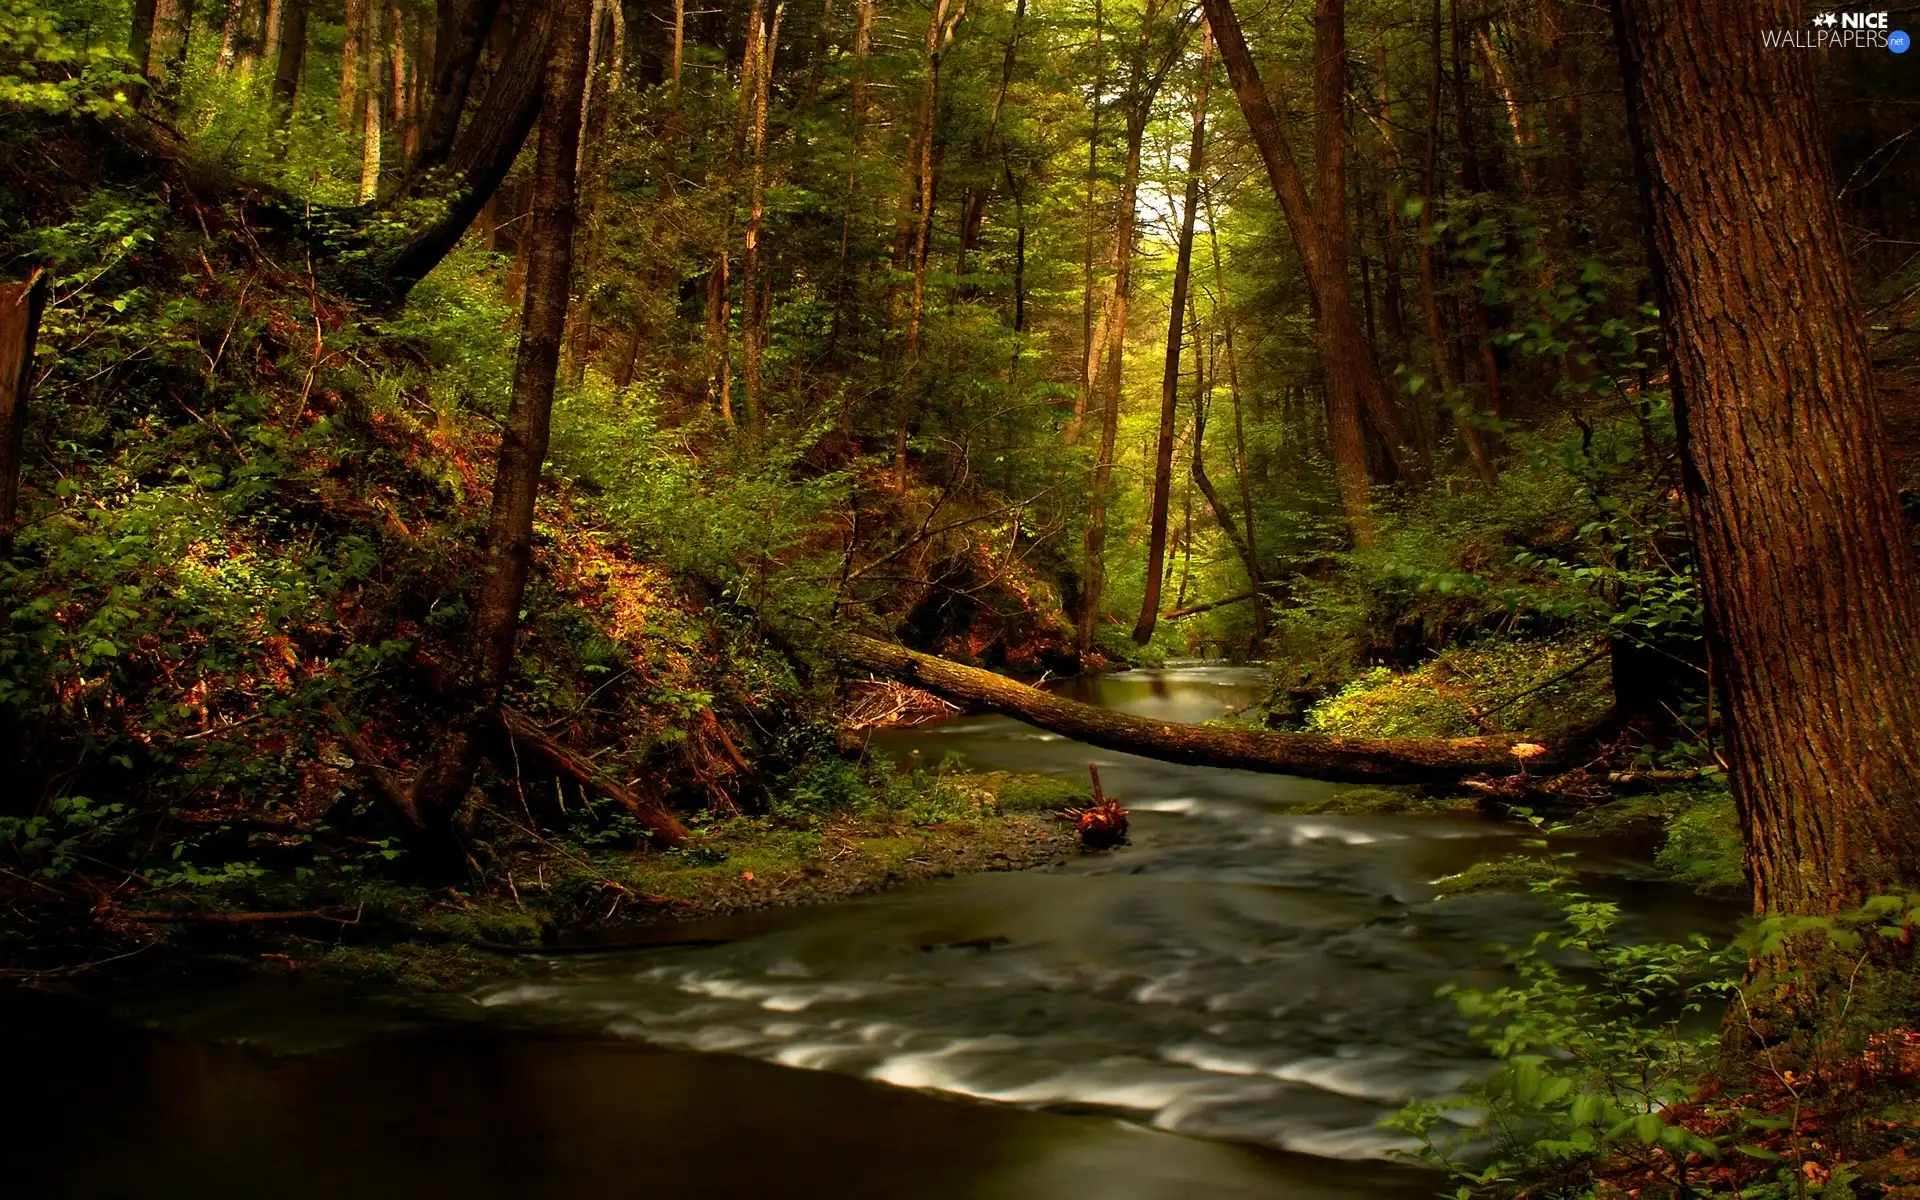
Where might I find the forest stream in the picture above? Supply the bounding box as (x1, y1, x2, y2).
(4, 665, 1733, 1200)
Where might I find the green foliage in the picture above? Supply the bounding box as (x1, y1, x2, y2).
(0, 0, 136, 116)
(1395, 894, 1920, 1199)
(0, 794, 128, 877)
(1392, 896, 1735, 1197)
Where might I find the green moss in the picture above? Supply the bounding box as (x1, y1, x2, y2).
(1432, 855, 1571, 897)
(1301, 638, 1613, 739)
(1294, 786, 1476, 816)
(1654, 789, 1745, 896)
(308, 942, 521, 992)
(966, 772, 1090, 813)
(414, 902, 551, 947)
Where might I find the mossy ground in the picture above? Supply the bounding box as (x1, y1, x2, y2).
(168, 772, 1080, 993)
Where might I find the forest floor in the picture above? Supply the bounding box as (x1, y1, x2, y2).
(32, 771, 1084, 994)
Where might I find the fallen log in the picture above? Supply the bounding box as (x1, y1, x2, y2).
(1162, 590, 1258, 620)
(827, 632, 1553, 783)
(500, 706, 689, 846)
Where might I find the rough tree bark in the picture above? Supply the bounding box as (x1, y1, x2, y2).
(1133, 26, 1211, 645)
(403, 0, 601, 859)
(830, 633, 1547, 781)
(129, 0, 160, 102)
(1612, 0, 1920, 930)
(0, 271, 48, 554)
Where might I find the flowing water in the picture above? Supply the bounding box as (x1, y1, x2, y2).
(7, 664, 1727, 1199)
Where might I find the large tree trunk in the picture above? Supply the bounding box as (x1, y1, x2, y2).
(129, 0, 160, 102)
(376, 0, 564, 298)
(1133, 26, 1211, 645)
(416, 0, 504, 174)
(1612, 0, 1920, 931)
(1312, 0, 1375, 543)
(0, 272, 48, 555)
(340, 0, 364, 130)
(404, 0, 594, 859)
(830, 633, 1547, 781)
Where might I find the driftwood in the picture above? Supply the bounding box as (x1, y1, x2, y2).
(827, 632, 1554, 783)
(500, 706, 689, 846)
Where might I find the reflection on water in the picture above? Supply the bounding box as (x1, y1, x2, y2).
(4, 664, 1730, 1199)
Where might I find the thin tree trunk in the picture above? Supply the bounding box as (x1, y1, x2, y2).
(671, 0, 685, 92)
(269, 0, 307, 132)
(1068, 0, 1107, 445)
(1134, 26, 1211, 645)
(1418, 0, 1495, 487)
(891, 0, 968, 488)
(1078, 0, 1162, 653)
(1614, 0, 1920, 965)
(358, 0, 384, 203)
(826, 0, 872, 357)
(0, 272, 48, 555)
(340, 0, 364, 130)
(741, 2, 784, 432)
(405, 0, 595, 857)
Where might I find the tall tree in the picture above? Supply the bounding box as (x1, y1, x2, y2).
(1612, 0, 1920, 971)
(377, 0, 566, 297)
(890, 0, 969, 488)
(1078, 0, 1174, 653)
(405, 0, 595, 856)
(1134, 25, 1212, 645)
(741, 2, 784, 432)
(269, 0, 308, 131)
(357, 0, 385, 202)
(1198, 0, 1428, 541)
(416, 0, 505, 173)
(340, 0, 365, 130)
